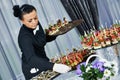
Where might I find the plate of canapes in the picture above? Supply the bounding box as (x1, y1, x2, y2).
(81, 24, 120, 50)
(45, 18, 84, 36)
(50, 49, 95, 69)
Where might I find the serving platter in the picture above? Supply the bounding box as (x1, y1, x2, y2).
(47, 19, 84, 36)
(31, 70, 60, 80)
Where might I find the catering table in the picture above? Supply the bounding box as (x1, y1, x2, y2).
(53, 43, 120, 80)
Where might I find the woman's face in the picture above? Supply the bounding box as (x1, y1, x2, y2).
(21, 10, 38, 29)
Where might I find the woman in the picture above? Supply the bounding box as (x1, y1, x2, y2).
(13, 4, 71, 80)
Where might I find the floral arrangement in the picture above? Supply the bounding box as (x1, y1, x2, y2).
(76, 55, 118, 80)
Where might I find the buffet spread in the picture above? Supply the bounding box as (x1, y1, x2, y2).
(81, 24, 120, 50)
(31, 18, 120, 80)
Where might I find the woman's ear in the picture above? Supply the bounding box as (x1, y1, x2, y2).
(21, 19, 25, 24)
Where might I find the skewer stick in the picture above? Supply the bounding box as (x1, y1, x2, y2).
(119, 20, 120, 24)
(66, 56, 68, 60)
(87, 30, 89, 34)
(84, 31, 87, 37)
(115, 20, 118, 24)
(101, 24, 104, 29)
(105, 22, 107, 29)
(92, 26, 96, 31)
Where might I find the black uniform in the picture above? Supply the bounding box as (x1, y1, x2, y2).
(18, 22, 56, 80)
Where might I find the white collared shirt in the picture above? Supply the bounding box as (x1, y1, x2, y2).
(33, 25, 39, 35)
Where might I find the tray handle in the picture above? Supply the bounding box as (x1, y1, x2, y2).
(86, 54, 103, 66)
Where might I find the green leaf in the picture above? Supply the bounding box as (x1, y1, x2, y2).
(94, 69, 99, 73)
(80, 65, 86, 72)
(106, 77, 110, 80)
(97, 71, 103, 78)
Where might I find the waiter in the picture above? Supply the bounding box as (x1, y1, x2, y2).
(13, 4, 71, 80)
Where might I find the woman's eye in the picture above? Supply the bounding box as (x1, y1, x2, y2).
(34, 17, 38, 20)
(28, 20, 32, 23)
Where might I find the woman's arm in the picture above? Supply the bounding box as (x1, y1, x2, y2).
(46, 34, 57, 42)
(19, 35, 54, 70)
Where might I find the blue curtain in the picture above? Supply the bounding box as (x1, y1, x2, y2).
(97, 0, 120, 27)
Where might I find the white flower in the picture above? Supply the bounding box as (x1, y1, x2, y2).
(104, 69, 111, 77)
(104, 62, 112, 67)
(104, 61, 118, 76)
(86, 66, 91, 72)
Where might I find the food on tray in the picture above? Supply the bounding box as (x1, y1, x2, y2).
(51, 49, 94, 69)
(81, 23, 120, 50)
(105, 37, 111, 46)
(93, 40, 101, 49)
(45, 18, 83, 36)
(45, 17, 69, 35)
(31, 70, 59, 80)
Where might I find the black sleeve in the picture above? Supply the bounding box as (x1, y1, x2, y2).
(38, 23, 57, 42)
(35, 29, 57, 42)
(29, 56, 54, 71)
(46, 34, 58, 42)
(34, 31, 46, 47)
(19, 35, 54, 70)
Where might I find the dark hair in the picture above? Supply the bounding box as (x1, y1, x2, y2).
(13, 4, 36, 20)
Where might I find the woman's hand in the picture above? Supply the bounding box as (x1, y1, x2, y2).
(46, 34, 58, 42)
(53, 63, 71, 73)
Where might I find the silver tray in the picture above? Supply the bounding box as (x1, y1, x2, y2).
(31, 70, 60, 80)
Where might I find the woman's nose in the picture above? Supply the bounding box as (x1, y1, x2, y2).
(32, 20, 36, 24)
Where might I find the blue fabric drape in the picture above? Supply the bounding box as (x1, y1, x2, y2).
(97, 0, 120, 27)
